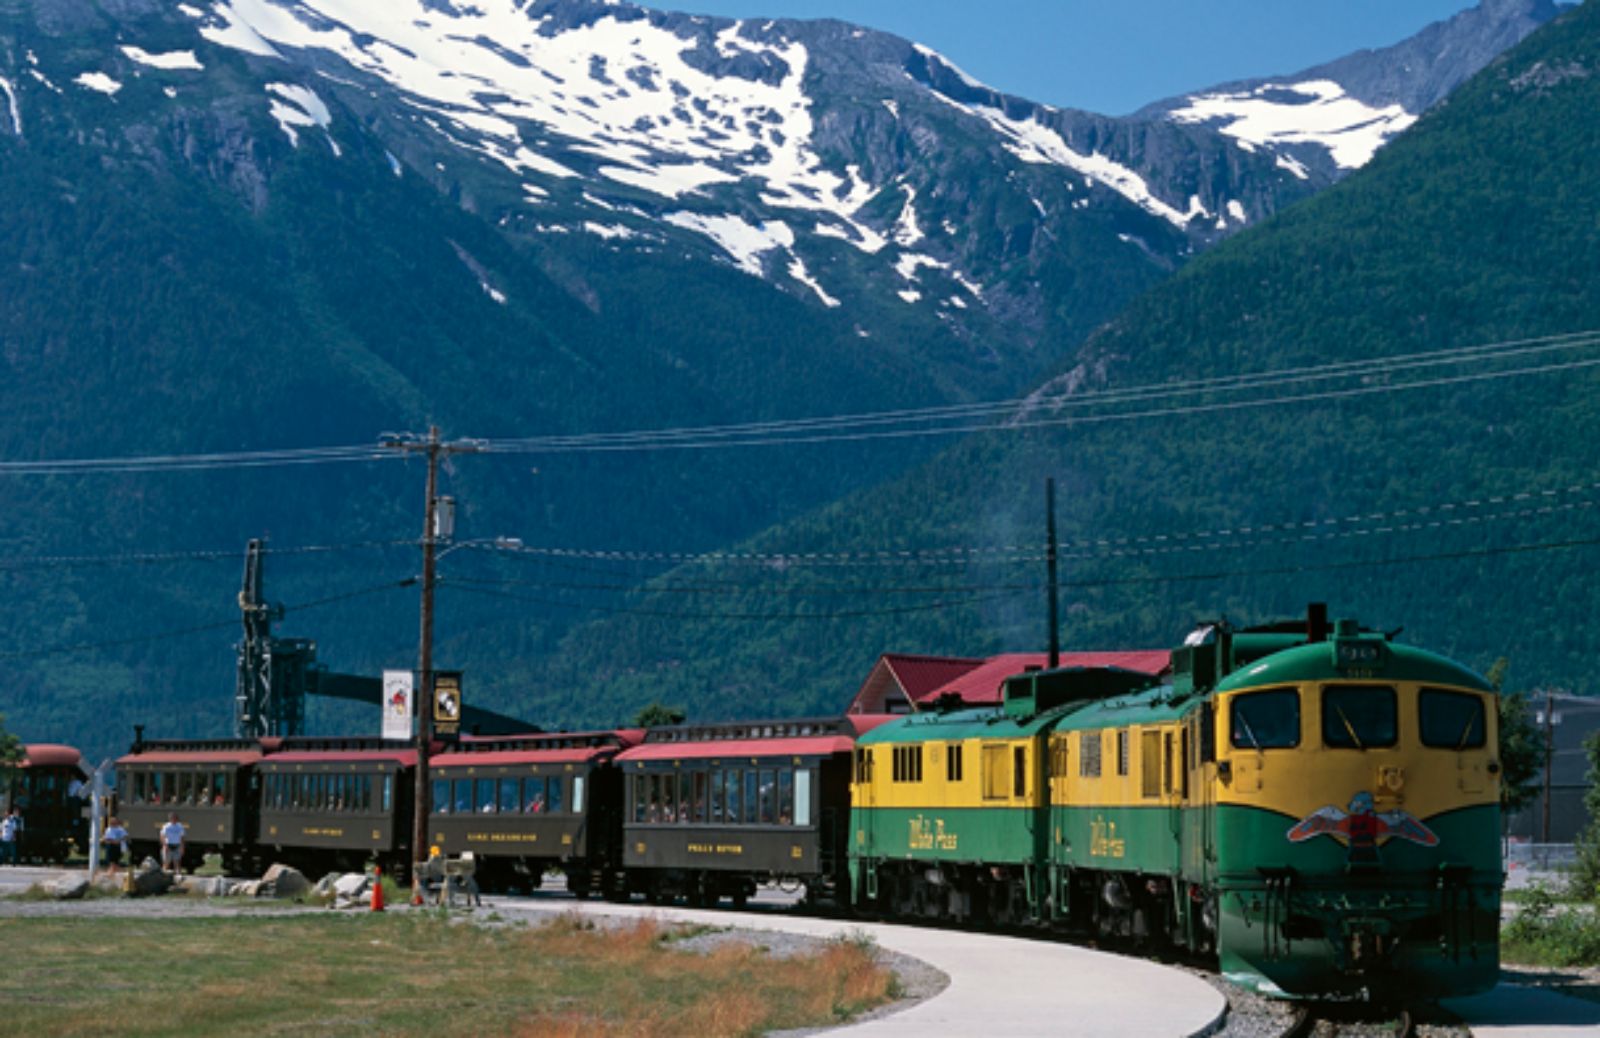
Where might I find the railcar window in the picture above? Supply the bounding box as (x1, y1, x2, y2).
(1322, 685, 1398, 749)
(1230, 689, 1300, 749)
(982, 744, 1009, 799)
(1141, 731, 1162, 798)
(547, 776, 565, 813)
(1117, 731, 1130, 777)
(646, 774, 662, 821)
(498, 778, 520, 814)
(360, 775, 373, 812)
(744, 771, 760, 824)
(779, 769, 794, 824)
(1420, 689, 1487, 749)
(691, 772, 707, 823)
(726, 770, 743, 824)
(433, 780, 450, 814)
(678, 772, 692, 824)
(474, 778, 495, 814)
(1079, 732, 1102, 778)
(523, 775, 547, 815)
(453, 779, 472, 815)
(710, 768, 725, 823)
(1013, 746, 1027, 797)
(758, 769, 777, 824)
(795, 769, 812, 827)
(382, 775, 393, 813)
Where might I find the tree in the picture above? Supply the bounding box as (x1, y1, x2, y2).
(0, 713, 22, 808)
(1487, 659, 1542, 815)
(1570, 730, 1600, 899)
(632, 702, 687, 728)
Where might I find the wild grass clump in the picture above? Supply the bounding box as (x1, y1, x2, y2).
(1504, 883, 1600, 966)
(0, 910, 899, 1037)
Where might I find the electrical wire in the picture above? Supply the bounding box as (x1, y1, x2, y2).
(0, 577, 416, 661)
(4, 330, 1599, 474)
(0, 539, 415, 573)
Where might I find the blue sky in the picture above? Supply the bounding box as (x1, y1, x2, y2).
(681, 0, 1476, 114)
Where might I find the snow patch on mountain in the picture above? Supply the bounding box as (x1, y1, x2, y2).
(198, 2, 283, 58)
(664, 211, 794, 275)
(892, 185, 924, 247)
(1167, 79, 1417, 170)
(0, 77, 20, 136)
(787, 256, 840, 308)
(267, 82, 336, 153)
(965, 102, 1199, 229)
(120, 46, 205, 71)
(74, 72, 123, 96)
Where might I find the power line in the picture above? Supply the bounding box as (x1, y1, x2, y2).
(0, 577, 415, 662)
(486, 330, 1600, 451)
(5, 330, 1598, 475)
(0, 539, 415, 573)
(459, 478, 1600, 569)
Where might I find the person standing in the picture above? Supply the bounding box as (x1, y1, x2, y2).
(101, 817, 130, 878)
(160, 812, 186, 876)
(0, 806, 22, 865)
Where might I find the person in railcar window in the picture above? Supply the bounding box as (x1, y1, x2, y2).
(433, 779, 451, 815)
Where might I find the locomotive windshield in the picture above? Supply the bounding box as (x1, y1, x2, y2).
(1322, 685, 1398, 749)
(1230, 688, 1299, 749)
(1419, 689, 1487, 749)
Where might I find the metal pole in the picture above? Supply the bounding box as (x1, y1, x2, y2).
(1543, 688, 1555, 844)
(1046, 477, 1059, 670)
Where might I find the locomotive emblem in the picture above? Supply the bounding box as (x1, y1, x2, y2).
(1286, 791, 1437, 866)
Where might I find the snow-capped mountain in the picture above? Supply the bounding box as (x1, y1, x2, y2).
(2, 0, 1555, 351)
(1143, 0, 1561, 183)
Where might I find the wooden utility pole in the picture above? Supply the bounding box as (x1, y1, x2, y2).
(1046, 477, 1059, 670)
(382, 427, 481, 904)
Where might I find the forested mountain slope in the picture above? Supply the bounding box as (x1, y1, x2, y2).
(537, 1, 1600, 725)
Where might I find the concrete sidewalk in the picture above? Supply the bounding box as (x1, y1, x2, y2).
(1446, 983, 1600, 1037)
(486, 895, 1226, 1037)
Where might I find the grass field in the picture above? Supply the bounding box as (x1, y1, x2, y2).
(0, 911, 897, 1037)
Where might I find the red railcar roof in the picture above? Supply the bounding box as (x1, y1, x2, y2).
(116, 749, 262, 766)
(22, 744, 85, 768)
(265, 750, 417, 766)
(617, 734, 856, 763)
(433, 746, 618, 768)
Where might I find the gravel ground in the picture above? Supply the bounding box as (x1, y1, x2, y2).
(1184, 965, 1471, 1038)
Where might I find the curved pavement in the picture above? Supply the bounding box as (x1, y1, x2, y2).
(483, 891, 1227, 1037)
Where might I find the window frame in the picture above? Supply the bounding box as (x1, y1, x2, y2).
(1229, 687, 1302, 750)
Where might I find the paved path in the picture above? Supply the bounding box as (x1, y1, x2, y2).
(1447, 984, 1600, 1037)
(484, 893, 1226, 1038)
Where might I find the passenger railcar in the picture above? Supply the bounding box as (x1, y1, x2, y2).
(429, 730, 638, 895)
(256, 737, 415, 877)
(116, 738, 261, 872)
(1, 743, 91, 863)
(617, 717, 880, 907)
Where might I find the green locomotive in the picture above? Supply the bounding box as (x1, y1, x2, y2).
(849, 608, 1502, 1001)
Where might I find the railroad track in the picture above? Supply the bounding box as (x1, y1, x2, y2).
(1283, 1003, 1415, 1038)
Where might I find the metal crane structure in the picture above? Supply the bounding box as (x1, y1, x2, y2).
(233, 538, 532, 739)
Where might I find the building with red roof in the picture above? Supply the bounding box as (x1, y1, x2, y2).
(845, 650, 1170, 714)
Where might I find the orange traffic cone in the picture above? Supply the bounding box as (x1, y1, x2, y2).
(371, 867, 385, 912)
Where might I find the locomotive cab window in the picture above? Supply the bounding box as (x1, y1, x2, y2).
(1420, 689, 1487, 749)
(1322, 685, 1398, 749)
(1230, 688, 1300, 749)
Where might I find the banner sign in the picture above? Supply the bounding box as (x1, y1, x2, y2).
(433, 671, 463, 740)
(382, 670, 414, 741)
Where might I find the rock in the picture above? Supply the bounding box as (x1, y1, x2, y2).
(230, 880, 263, 898)
(179, 876, 228, 897)
(50, 873, 90, 900)
(314, 872, 341, 897)
(130, 868, 172, 897)
(333, 873, 370, 899)
(261, 863, 310, 898)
